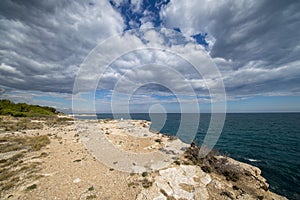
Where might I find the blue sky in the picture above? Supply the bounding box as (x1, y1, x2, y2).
(0, 0, 300, 113)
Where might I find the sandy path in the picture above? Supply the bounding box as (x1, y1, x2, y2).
(78, 120, 177, 173)
(16, 121, 141, 200)
(1, 118, 287, 200)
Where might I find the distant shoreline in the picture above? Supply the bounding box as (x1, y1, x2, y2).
(69, 112, 300, 115)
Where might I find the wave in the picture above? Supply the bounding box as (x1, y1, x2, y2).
(245, 158, 261, 162)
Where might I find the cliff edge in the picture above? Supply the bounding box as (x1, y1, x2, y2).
(0, 117, 287, 200)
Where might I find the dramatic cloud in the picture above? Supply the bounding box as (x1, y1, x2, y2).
(74, 28, 222, 97)
(161, 0, 300, 96)
(0, 0, 299, 111)
(0, 0, 124, 93)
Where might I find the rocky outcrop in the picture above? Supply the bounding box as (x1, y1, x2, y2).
(137, 164, 211, 200)
(0, 118, 288, 199)
(204, 156, 287, 200)
(134, 157, 286, 200)
(79, 119, 287, 200)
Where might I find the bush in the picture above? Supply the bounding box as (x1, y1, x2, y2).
(222, 169, 240, 182)
(142, 172, 148, 177)
(184, 144, 241, 182)
(26, 184, 37, 191)
(0, 99, 58, 117)
(201, 166, 212, 173)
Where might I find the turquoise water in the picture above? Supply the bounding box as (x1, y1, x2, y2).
(79, 113, 300, 199)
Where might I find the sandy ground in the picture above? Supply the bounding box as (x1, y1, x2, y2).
(1, 119, 143, 199)
(0, 117, 287, 200)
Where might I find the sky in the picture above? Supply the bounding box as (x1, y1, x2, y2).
(0, 0, 300, 113)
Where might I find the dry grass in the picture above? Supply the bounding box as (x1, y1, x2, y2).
(44, 117, 74, 126)
(0, 135, 50, 196)
(0, 117, 43, 131)
(0, 135, 50, 153)
(0, 156, 42, 192)
(0, 116, 74, 132)
(86, 194, 97, 200)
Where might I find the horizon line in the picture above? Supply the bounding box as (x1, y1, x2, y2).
(69, 111, 300, 115)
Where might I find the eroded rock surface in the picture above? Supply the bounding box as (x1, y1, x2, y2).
(0, 117, 288, 200)
(137, 165, 211, 200)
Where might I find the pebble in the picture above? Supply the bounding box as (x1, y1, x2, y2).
(73, 178, 81, 183)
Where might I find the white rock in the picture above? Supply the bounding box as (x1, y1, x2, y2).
(153, 194, 167, 200)
(73, 178, 81, 183)
(137, 165, 211, 200)
(200, 174, 212, 185)
(194, 186, 209, 200)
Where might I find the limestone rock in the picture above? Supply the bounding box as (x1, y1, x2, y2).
(137, 165, 211, 200)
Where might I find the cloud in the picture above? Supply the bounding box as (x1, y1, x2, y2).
(223, 60, 300, 96)
(74, 28, 221, 98)
(0, 85, 73, 110)
(161, 0, 300, 97)
(0, 63, 22, 75)
(0, 0, 124, 93)
(71, 27, 224, 113)
(1, 0, 299, 112)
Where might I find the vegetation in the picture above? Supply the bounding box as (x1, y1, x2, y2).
(88, 186, 94, 191)
(0, 99, 58, 117)
(141, 178, 153, 188)
(0, 101, 73, 196)
(220, 190, 234, 199)
(142, 172, 148, 177)
(0, 116, 73, 132)
(184, 145, 241, 182)
(0, 135, 50, 193)
(26, 184, 37, 191)
(86, 195, 97, 200)
(44, 117, 74, 126)
(0, 117, 43, 131)
(0, 135, 50, 153)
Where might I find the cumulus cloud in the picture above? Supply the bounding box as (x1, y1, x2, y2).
(161, 0, 300, 61)
(0, 0, 124, 93)
(161, 0, 300, 96)
(74, 28, 222, 97)
(0, 63, 22, 75)
(1, 0, 299, 111)
(71, 27, 225, 113)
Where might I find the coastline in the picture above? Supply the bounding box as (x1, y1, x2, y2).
(0, 116, 287, 200)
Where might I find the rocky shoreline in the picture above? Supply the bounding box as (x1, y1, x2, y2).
(0, 116, 287, 200)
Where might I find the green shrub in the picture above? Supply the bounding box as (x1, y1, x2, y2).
(88, 186, 94, 191)
(26, 184, 37, 191)
(142, 172, 148, 177)
(201, 166, 212, 173)
(184, 144, 241, 182)
(0, 99, 58, 117)
(86, 195, 97, 199)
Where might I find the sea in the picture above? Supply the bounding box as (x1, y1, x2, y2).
(75, 113, 300, 199)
